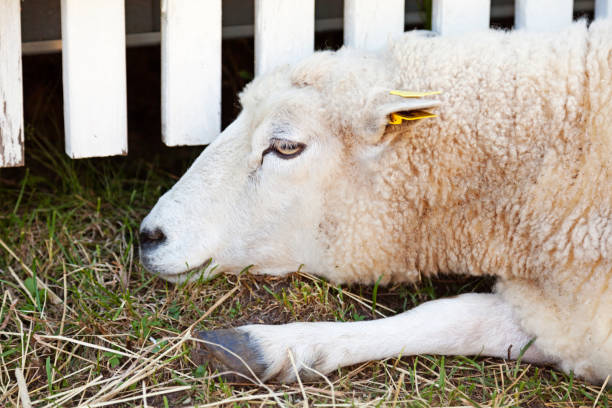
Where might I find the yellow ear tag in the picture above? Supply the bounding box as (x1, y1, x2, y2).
(389, 110, 437, 124)
(390, 90, 442, 98)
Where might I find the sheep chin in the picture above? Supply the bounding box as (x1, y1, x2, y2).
(153, 259, 217, 284)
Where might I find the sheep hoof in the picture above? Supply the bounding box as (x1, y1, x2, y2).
(191, 329, 267, 382)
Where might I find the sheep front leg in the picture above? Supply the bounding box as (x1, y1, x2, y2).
(192, 293, 556, 383)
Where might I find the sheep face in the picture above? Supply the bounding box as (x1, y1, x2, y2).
(140, 49, 439, 283)
(140, 74, 347, 282)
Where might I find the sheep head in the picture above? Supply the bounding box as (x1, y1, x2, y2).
(139, 49, 440, 283)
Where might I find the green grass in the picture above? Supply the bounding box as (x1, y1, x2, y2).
(0, 128, 610, 407)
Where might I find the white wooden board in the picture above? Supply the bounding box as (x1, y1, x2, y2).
(595, 0, 612, 19)
(255, 0, 315, 76)
(0, 0, 24, 167)
(515, 0, 573, 32)
(61, 0, 127, 158)
(344, 0, 405, 51)
(432, 0, 491, 36)
(161, 0, 221, 146)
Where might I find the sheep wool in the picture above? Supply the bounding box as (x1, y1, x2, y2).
(272, 20, 611, 383)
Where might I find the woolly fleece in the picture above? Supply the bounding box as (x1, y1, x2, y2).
(239, 20, 612, 383)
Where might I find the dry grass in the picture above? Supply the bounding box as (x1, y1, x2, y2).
(0, 129, 610, 407)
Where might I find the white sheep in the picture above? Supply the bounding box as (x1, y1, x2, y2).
(140, 19, 612, 384)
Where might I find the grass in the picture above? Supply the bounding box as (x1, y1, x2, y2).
(0, 128, 610, 407)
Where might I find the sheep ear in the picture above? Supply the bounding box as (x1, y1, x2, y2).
(379, 98, 441, 125)
(368, 95, 440, 144)
(356, 90, 442, 144)
(382, 90, 441, 122)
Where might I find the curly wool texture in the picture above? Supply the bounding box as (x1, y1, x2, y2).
(244, 20, 612, 383)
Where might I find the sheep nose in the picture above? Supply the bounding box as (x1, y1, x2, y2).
(140, 228, 167, 249)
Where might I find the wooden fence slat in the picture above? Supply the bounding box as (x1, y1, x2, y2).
(161, 0, 221, 146)
(595, 0, 612, 19)
(515, 0, 573, 32)
(344, 0, 404, 50)
(255, 0, 315, 76)
(0, 0, 24, 167)
(61, 0, 127, 158)
(432, 0, 491, 36)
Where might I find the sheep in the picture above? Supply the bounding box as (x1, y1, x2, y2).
(139, 19, 612, 384)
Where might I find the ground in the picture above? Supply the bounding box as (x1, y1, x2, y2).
(0, 128, 610, 407)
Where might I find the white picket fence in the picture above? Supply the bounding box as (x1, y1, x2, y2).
(1, 0, 611, 168)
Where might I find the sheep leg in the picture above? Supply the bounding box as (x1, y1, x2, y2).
(192, 292, 557, 383)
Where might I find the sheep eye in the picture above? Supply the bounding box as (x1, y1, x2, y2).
(263, 138, 306, 160)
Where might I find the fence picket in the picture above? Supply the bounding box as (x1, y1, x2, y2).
(61, 0, 127, 158)
(255, 0, 315, 76)
(432, 0, 491, 36)
(515, 0, 573, 31)
(344, 0, 404, 51)
(596, 0, 612, 18)
(0, 0, 24, 167)
(161, 0, 221, 146)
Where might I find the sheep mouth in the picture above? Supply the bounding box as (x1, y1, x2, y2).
(146, 258, 215, 283)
